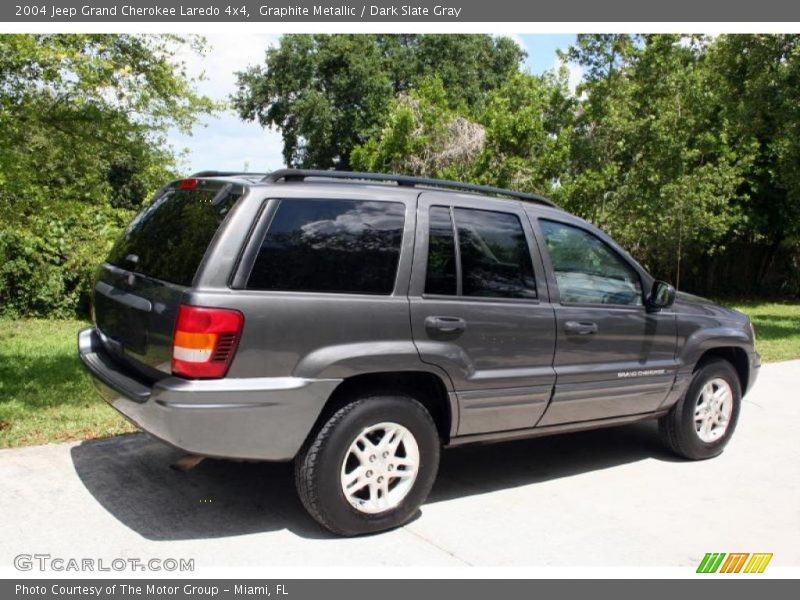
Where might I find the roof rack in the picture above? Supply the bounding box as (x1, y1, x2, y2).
(191, 170, 268, 178)
(262, 169, 557, 208)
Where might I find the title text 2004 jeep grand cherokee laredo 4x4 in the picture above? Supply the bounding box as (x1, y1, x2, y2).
(78, 169, 760, 535)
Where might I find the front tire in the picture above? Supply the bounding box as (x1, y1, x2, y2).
(659, 358, 742, 460)
(294, 394, 440, 536)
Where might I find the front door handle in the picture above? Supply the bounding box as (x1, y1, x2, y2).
(425, 316, 467, 334)
(564, 321, 598, 335)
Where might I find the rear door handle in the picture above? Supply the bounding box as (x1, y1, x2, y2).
(425, 316, 467, 334)
(564, 321, 598, 335)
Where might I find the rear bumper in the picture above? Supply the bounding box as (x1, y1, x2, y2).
(77, 327, 341, 461)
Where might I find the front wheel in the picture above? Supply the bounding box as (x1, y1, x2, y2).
(659, 358, 742, 460)
(294, 394, 440, 536)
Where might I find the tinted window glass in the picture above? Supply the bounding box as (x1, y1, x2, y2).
(425, 206, 457, 295)
(106, 184, 241, 286)
(247, 199, 405, 294)
(454, 208, 537, 299)
(540, 220, 642, 306)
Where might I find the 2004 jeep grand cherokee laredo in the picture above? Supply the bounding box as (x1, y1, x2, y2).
(78, 169, 760, 535)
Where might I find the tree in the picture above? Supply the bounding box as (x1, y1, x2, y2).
(0, 34, 215, 316)
(233, 34, 525, 169)
(346, 34, 800, 296)
(562, 35, 748, 288)
(708, 35, 800, 289)
(0, 35, 213, 200)
(350, 78, 485, 179)
(391, 35, 525, 113)
(473, 70, 575, 196)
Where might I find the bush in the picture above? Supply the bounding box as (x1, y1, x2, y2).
(0, 204, 131, 318)
(0, 34, 215, 318)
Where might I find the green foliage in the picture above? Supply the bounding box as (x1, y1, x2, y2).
(4, 33, 800, 319)
(234, 34, 525, 169)
(561, 35, 749, 285)
(474, 70, 574, 195)
(351, 77, 484, 179)
(0, 34, 215, 317)
(386, 34, 526, 114)
(707, 35, 800, 287)
(351, 34, 800, 297)
(558, 34, 800, 293)
(0, 204, 130, 317)
(234, 34, 391, 169)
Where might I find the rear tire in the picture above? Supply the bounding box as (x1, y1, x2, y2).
(659, 358, 742, 460)
(294, 393, 440, 536)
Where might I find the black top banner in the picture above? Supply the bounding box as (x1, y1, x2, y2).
(4, 0, 800, 22)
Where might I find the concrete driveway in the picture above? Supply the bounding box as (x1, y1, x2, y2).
(1, 361, 798, 568)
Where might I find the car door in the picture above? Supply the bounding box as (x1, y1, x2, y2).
(409, 192, 557, 436)
(528, 214, 678, 426)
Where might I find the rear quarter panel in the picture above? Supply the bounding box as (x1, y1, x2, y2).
(191, 184, 447, 384)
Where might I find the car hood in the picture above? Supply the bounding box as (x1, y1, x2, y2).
(672, 291, 748, 324)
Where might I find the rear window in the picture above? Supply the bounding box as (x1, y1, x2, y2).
(246, 199, 405, 294)
(106, 183, 242, 286)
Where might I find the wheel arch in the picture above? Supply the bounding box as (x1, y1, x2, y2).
(694, 346, 750, 394)
(308, 370, 456, 445)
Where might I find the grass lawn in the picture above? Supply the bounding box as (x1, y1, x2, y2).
(0, 319, 135, 449)
(1, 301, 798, 449)
(728, 301, 800, 363)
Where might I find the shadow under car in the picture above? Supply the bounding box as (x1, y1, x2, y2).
(70, 421, 679, 541)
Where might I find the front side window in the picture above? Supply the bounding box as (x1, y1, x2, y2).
(423, 206, 537, 300)
(247, 199, 405, 294)
(539, 220, 642, 306)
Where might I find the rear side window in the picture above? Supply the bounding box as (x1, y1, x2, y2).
(455, 208, 537, 299)
(106, 183, 242, 286)
(247, 199, 405, 295)
(424, 206, 537, 299)
(425, 206, 458, 295)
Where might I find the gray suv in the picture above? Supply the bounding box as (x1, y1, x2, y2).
(78, 169, 760, 535)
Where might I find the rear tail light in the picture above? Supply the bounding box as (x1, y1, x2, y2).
(172, 305, 244, 379)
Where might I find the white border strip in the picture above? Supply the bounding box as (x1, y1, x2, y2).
(2, 566, 800, 579)
(3, 22, 800, 34)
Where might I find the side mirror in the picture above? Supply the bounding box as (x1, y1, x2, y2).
(647, 280, 676, 311)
